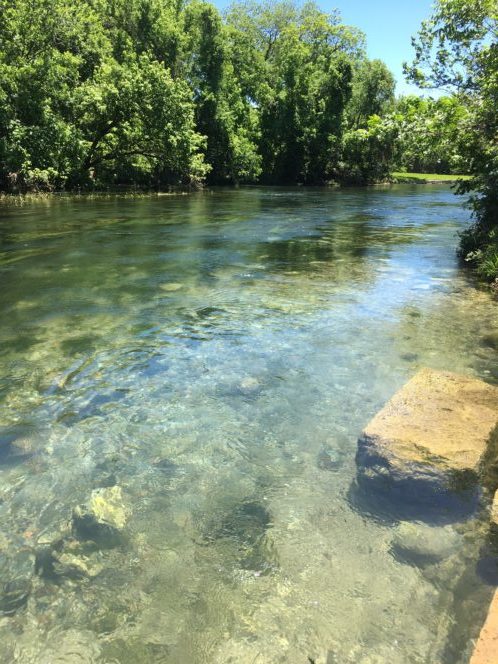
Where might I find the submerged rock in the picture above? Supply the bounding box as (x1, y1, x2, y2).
(73, 486, 129, 545)
(38, 629, 101, 664)
(239, 377, 260, 392)
(94, 472, 118, 489)
(400, 352, 419, 363)
(203, 499, 275, 572)
(36, 520, 71, 547)
(52, 551, 103, 579)
(0, 578, 32, 615)
(36, 534, 104, 581)
(0, 548, 35, 616)
(391, 522, 461, 566)
(317, 446, 344, 471)
(0, 424, 37, 463)
(356, 369, 498, 515)
(152, 457, 178, 477)
(159, 282, 183, 292)
(481, 332, 498, 351)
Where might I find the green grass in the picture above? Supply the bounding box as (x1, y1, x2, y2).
(392, 172, 472, 183)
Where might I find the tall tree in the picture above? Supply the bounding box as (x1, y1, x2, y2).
(346, 59, 395, 130)
(0, 0, 206, 190)
(227, 0, 363, 183)
(183, 1, 261, 183)
(394, 95, 469, 174)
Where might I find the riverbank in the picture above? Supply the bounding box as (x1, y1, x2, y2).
(356, 367, 498, 663)
(0, 175, 472, 200)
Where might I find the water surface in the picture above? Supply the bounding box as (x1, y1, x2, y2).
(1, 186, 498, 663)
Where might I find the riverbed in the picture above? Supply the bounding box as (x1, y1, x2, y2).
(1, 186, 498, 663)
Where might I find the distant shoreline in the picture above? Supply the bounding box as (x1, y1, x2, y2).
(0, 175, 473, 199)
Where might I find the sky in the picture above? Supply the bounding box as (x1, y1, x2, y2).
(332, 0, 434, 95)
(214, 0, 436, 96)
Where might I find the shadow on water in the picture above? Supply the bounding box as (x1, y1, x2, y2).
(55, 388, 130, 426)
(254, 213, 433, 276)
(439, 529, 498, 664)
(347, 476, 481, 527)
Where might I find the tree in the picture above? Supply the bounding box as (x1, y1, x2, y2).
(341, 114, 399, 184)
(227, 0, 362, 183)
(75, 56, 208, 187)
(405, 0, 498, 279)
(394, 95, 469, 174)
(0, 0, 207, 190)
(0, 0, 428, 191)
(346, 59, 395, 130)
(339, 57, 397, 183)
(182, 1, 261, 184)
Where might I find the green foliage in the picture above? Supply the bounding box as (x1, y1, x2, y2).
(406, 0, 498, 280)
(0, 0, 477, 191)
(394, 95, 470, 174)
(459, 224, 498, 280)
(341, 115, 399, 184)
(337, 57, 399, 183)
(75, 56, 208, 187)
(226, 0, 362, 183)
(183, 1, 261, 183)
(346, 59, 395, 130)
(0, 0, 206, 190)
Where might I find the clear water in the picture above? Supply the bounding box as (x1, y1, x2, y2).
(1, 186, 498, 663)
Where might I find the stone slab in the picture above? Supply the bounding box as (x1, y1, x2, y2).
(361, 368, 498, 472)
(355, 368, 498, 513)
(470, 589, 498, 664)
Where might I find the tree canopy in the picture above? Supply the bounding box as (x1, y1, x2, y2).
(0, 0, 472, 192)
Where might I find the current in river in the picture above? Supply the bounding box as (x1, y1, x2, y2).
(1, 186, 498, 663)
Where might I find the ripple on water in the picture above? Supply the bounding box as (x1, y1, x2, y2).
(0, 187, 497, 663)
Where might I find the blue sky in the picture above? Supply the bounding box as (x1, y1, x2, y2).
(332, 0, 434, 95)
(214, 0, 436, 96)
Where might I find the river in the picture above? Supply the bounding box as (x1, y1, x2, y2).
(1, 186, 498, 663)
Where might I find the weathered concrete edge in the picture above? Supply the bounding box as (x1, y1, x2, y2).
(471, 489, 498, 663)
(470, 588, 498, 664)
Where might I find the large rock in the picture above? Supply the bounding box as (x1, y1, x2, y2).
(72, 486, 129, 546)
(355, 369, 498, 515)
(52, 550, 103, 579)
(470, 589, 498, 664)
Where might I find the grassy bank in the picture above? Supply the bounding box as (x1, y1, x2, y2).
(392, 172, 472, 184)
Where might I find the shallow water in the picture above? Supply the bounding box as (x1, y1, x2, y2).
(1, 186, 498, 663)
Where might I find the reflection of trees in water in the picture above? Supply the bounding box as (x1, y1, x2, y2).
(0, 188, 464, 413)
(254, 211, 430, 292)
(0, 190, 457, 412)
